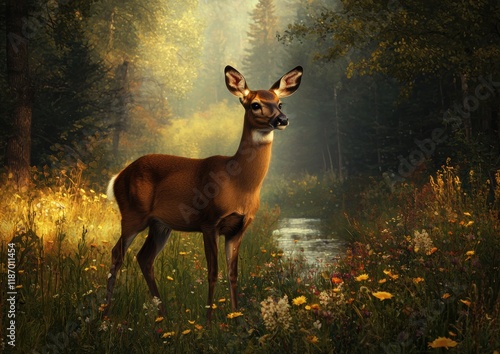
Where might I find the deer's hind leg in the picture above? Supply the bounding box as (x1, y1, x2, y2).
(105, 217, 146, 314)
(137, 219, 172, 315)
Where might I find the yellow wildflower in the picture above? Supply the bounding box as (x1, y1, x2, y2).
(182, 329, 191, 335)
(413, 277, 425, 284)
(166, 276, 174, 281)
(307, 335, 319, 344)
(155, 316, 164, 323)
(188, 320, 195, 325)
(292, 296, 307, 306)
(355, 274, 369, 281)
(372, 291, 393, 301)
(383, 269, 399, 280)
(442, 293, 451, 299)
(162, 331, 175, 338)
(428, 337, 458, 349)
(227, 312, 243, 319)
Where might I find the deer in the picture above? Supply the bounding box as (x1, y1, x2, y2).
(104, 65, 303, 321)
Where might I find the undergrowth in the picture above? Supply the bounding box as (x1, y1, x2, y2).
(0, 162, 499, 353)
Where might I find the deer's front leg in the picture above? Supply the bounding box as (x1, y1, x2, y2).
(224, 231, 245, 311)
(202, 229, 219, 321)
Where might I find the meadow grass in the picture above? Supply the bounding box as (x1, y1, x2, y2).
(0, 163, 499, 353)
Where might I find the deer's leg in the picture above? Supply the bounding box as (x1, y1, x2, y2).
(224, 231, 245, 311)
(137, 219, 172, 315)
(202, 229, 219, 321)
(105, 219, 143, 314)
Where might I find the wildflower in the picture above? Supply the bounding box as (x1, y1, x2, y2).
(218, 298, 226, 303)
(442, 293, 451, 299)
(413, 277, 425, 284)
(428, 337, 458, 349)
(179, 251, 188, 255)
(383, 269, 399, 280)
(460, 299, 471, 307)
(162, 331, 175, 338)
(463, 220, 474, 227)
(307, 335, 319, 344)
(312, 320, 322, 330)
(152, 296, 162, 308)
(331, 277, 343, 284)
(98, 304, 108, 312)
(98, 320, 109, 332)
(372, 291, 393, 301)
(195, 324, 203, 331)
(465, 250, 474, 260)
(155, 316, 164, 323)
(260, 295, 292, 332)
(355, 274, 369, 281)
(182, 329, 191, 335)
(188, 320, 195, 324)
(166, 276, 174, 281)
(227, 312, 243, 319)
(292, 296, 307, 306)
(318, 291, 332, 306)
(412, 229, 435, 255)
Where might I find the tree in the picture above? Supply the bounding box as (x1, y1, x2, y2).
(5, 0, 32, 188)
(279, 0, 500, 180)
(244, 0, 282, 87)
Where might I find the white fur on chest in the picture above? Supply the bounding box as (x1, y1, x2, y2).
(251, 130, 274, 144)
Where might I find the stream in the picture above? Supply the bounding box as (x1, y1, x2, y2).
(272, 218, 342, 266)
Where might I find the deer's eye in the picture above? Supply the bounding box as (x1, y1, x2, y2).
(251, 103, 261, 110)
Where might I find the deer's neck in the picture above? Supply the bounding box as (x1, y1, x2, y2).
(232, 121, 273, 191)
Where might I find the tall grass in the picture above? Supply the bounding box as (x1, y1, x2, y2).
(0, 162, 499, 353)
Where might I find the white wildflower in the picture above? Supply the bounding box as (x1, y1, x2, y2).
(260, 295, 292, 332)
(412, 229, 434, 255)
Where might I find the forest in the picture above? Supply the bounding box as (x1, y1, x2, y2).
(1, 0, 499, 353)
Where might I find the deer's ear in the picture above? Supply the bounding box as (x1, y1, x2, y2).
(225, 66, 250, 98)
(270, 66, 303, 98)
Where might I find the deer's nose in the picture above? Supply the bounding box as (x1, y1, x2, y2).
(271, 114, 288, 129)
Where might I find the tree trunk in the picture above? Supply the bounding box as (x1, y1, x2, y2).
(460, 73, 472, 140)
(6, 0, 32, 188)
(333, 85, 343, 181)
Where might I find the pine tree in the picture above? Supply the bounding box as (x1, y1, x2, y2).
(243, 0, 282, 87)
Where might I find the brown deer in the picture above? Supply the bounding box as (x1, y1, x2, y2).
(104, 65, 303, 320)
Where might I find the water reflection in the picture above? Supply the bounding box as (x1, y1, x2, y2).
(273, 218, 342, 265)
